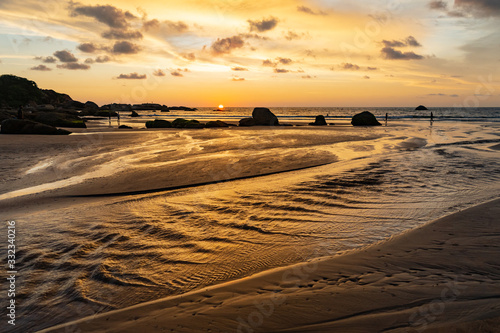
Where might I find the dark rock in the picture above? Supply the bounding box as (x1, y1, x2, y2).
(145, 119, 172, 128)
(252, 107, 279, 126)
(130, 110, 140, 117)
(31, 112, 86, 128)
(205, 120, 230, 128)
(85, 101, 99, 110)
(184, 120, 205, 129)
(69, 101, 86, 109)
(309, 115, 327, 126)
(239, 118, 256, 127)
(1, 119, 71, 135)
(101, 103, 132, 111)
(415, 105, 428, 110)
(351, 111, 382, 126)
(172, 118, 189, 128)
(0, 109, 16, 122)
(0, 75, 73, 107)
(119, 125, 133, 129)
(164, 106, 197, 111)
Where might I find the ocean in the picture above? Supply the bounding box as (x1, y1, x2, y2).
(1, 107, 500, 332)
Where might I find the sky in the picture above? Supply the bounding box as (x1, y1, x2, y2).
(0, 0, 499, 107)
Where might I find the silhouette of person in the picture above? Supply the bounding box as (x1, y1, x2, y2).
(17, 106, 24, 119)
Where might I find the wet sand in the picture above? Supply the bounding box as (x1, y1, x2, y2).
(40, 198, 500, 333)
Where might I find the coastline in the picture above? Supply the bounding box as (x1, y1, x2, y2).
(40, 198, 500, 333)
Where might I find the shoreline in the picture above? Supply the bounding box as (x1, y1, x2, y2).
(40, 198, 500, 333)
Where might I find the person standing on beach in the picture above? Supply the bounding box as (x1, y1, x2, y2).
(385, 113, 388, 126)
(117, 112, 120, 127)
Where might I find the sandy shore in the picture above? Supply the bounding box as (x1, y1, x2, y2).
(39, 198, 500, 333)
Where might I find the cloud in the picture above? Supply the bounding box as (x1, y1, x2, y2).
(382, 40, 406, 48)
(340, 63, 360, 70)
(231, 66, 248, 71)
(86, 55, 112, 64)
(284, 30, 301, 41)
(367, 67, 378, 71)
(427, 93, 460, 97)
(262, 59, 277, 67)
(170, 71, 183, 77)
(381, 47, 424, 60)
(31, 64, 51, 71)
(238, 33, 270, 41)
(301, 75, 313, 79)
(181, 52, 196, 61)
(117, 72, 146, 79)
(232, 76, 245, 81)
(143, 19, 189, 33)
(210, 36, 244, 55)
(57, 63, 90, 70)
(53, 50, 78, 62)
(77, 42, 98, 53)
(102, 29, 143, 40)
(248, 17, 279, 32)
(297, 5, 327, 15)
(363, 75, 370, 79)
(153, 69, 166, 77)
(71, 4, 135, 29)
(429, 0, 448, 10)
(405, 36, 422, 47)
(382, 36, 422, 48)
(455, 0, 500, 16)
(95, 55, 111, 63)
(274, 68, 289, 73)
(112, 41, 141, 54)
(35, 56, 57, 63)
(277, 57, 292, 65)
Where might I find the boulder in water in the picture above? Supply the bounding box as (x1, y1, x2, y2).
(239, 117, 256, 127)
(130, 110, 140, 117)
(309, 115, 328, 126)
(351, 111, 381, 126)
(252, 107, 279, 126)
(205, 120, 229, 128)
(145, 119, 172, 128)
(415, 105, 428, 110)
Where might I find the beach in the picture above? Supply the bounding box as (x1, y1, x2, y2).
(40, 198, 500, 333)
(1, 117, 499, 332)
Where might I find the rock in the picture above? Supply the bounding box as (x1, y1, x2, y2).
(184, 120, 205, 129)
(31, 112, 86, 128)
(309, 115, 327, 126)
(119, 125, 132, 129)
(145, 119, 172, 128)
(0, 109, 16, 122)
(415, 105, 428, 110)
(69, 101, 86, 109)
(239, 117, 256, 127)
(252, 107, 279, 126)
(85, 101, 99, 110)
(172, 118, 189, 128)
(351, 111, 382, 126)
(130, 111, 140, 117)
(1, 119, 71, 135)
(36, 104, 55, 111)
(205, 120, 230, 128)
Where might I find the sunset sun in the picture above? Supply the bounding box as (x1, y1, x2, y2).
(218, 104, 224, 109)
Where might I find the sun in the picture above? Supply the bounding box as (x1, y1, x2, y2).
(218, 104, 224, 109)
